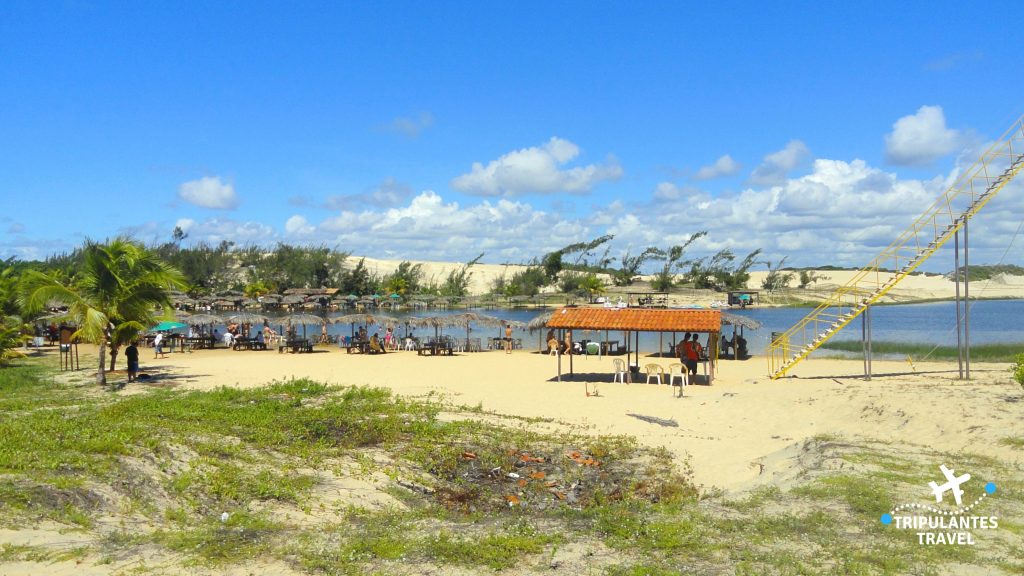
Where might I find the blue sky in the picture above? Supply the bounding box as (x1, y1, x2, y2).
(2, 1, 1023, 272)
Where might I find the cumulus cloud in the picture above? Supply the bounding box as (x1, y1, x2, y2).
(171, 217, 274, 245)
(694, 154, 742, 180)
(7, 222, 25, 234)
(748, 141, 810, 186)
(884, 105, 964, 166)
(284, 215, 315, 237)
(451, 137, 622, 197)
(324, 177, 413, 210)
(178, 176, 238, 210)
(382, 112, 434, 138)
(619, 157, 955, 268)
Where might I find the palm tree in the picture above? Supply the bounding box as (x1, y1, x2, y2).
(20, 238, 186, 386)
(579, 274, 606, 303)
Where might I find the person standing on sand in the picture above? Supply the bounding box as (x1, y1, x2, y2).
(684, 333, 701, 378)
(153, 332, 165, 359)
(504, 324, 513, 354)
(564, 330, 573, 355)
(125, 342, 139, 382)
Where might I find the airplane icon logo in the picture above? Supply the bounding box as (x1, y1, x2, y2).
(928, 464, 970, 506)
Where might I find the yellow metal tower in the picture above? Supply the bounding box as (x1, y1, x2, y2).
(768, 115, 1024, 379)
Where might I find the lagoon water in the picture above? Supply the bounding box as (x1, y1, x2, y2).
(244, 299, 1024, 358)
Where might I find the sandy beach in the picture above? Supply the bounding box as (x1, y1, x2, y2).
(113, 343, 1022, 493)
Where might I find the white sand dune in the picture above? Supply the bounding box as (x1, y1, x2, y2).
(348, 255, 1024, 303)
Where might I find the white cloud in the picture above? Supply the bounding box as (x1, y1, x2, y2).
(748, 141, 810, 186)
(324, 177, 413, 210)
(284, 215, 315, 237)
(694, 154, 742, 180)
(171, 217, 275, 245)
(382, 112, 434, 138)
(884, 105, 963, 166)
(178, 176, 238, 210)
(451, 137, 622, 197)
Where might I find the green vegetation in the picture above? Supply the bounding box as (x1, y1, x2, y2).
(761, 256, 794, 292)
(798, 269, 830, 288)
(1, 363, 1020, 574)
(19, 238, 186, 385)
(817, 340, 1024, 362)
(950, 264, 1024, 282)
(1012, 352, 1024, 387)
(682, 248, 762, 291)
(649, 232, 707, 292)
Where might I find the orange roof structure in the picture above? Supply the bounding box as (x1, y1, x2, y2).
(544, 307, 721, 333)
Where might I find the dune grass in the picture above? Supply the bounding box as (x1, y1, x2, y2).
(0, 361, 1021, 574)
(817, 340, 1023, 362)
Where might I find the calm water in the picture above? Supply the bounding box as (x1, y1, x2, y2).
(201, 299, 1024, 356)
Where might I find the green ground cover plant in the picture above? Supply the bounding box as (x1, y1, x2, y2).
(0, 362, 1021, 574)
(817, 340, 1023, 362)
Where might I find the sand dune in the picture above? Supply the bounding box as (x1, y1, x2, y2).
(349, 255, 1024, 304)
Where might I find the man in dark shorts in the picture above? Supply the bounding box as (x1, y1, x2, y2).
(125, 342, 139, 382)
(683, 333, 699, 377)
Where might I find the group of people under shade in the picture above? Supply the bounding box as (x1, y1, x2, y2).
(545, 329, 575, 355)
(344, 325, 393, 354)
(675, 332, 707, 378)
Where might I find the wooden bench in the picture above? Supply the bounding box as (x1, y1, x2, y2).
(278, 339, 313, 353)
(417, 341, 454, 356)
(345, 340, 370, 354)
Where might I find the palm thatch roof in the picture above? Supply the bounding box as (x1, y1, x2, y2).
(226, 312, 269, 325)
(282, 312, 326, 326)
(330, 313, 401, 327)
(721, 311, 763, 330)
(183, 313, 226, 326)
(527, 310, 555, 332)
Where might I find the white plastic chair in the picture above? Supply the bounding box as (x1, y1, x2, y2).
(613, 358, 628, 383)
(668, 363, 687, 396)
(644, 363, 664, 385)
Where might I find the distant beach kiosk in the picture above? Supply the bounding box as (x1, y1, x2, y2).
(727, 291, 758, 308)
(544, 307, 722, 386)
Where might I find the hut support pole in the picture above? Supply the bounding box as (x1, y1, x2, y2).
(557, 329, 562, 383)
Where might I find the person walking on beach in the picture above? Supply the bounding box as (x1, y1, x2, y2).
(504, 324, 513, 354)
(125, 342, 139, 382)
(153, 332, 165, 359)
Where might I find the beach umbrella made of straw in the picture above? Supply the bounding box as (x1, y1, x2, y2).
(183, 313, 225, 326)
(282, 312, 326, 339)
(226, 311, 269, 325)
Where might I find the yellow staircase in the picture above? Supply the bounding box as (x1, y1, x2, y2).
(768, 115, 1024, 379)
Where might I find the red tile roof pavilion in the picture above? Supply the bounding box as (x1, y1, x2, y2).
(545, 307, 721, 333)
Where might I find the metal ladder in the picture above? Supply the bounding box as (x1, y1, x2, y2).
(768, 115, 1024, 379)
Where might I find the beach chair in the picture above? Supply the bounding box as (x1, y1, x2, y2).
(668, 363, 687, 396)
(613, 358, 628, 384)
(644, 363, 664, 385)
